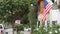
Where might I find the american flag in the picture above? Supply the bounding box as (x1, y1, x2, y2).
(42, 0, 52, 22)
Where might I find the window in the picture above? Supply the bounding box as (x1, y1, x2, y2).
(0, 25, 2, 29)
(6, 32, 8, 34)
(52, 0, 57, 3)
(52, 21, 57, 25)
(52, 0, 54, 3)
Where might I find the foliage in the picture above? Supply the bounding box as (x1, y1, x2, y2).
(0, 0, 38, 24)
(14, 24, 24, 31)
(33, 24, 60, 34)
(14, 24, 24, 34)
(28, 4, 37, 32)
(0, 0, 28, 23)
(0, 0, 38, 34)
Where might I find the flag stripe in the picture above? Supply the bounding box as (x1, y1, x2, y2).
(42, 15, 46, 22)
(45, 4, 52, 12)
(44, 4, 52, 14)
(42, 0, 52, 22)
(43, 4, 51, 16)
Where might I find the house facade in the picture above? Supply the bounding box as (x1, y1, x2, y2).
(37, 0, 60, 27)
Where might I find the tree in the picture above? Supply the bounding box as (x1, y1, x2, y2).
(14, 24, 24, 34)
(0, 0, 30, 25)
(28, 3, 38, 34)
(0, 0, 30, 34)
(0, 0, 38, 34)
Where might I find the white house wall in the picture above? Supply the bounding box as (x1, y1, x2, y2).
(57, 10, 60, 25)
(50, 9, 59, 21)
(50, 9, 60, 25)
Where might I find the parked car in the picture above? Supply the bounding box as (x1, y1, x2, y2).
(0, 24, 4, 34)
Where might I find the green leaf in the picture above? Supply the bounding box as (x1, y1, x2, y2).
(0, 0, 3, 2)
